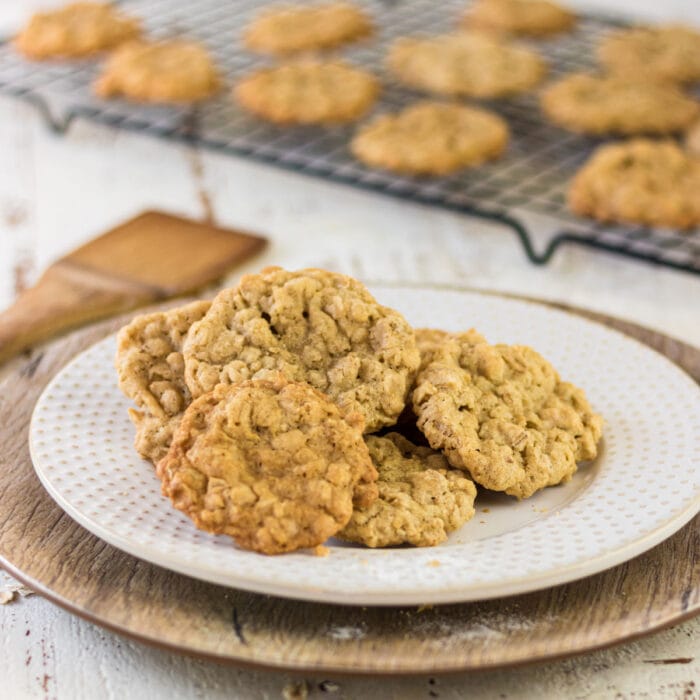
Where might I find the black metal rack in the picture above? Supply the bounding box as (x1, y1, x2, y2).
(1, 0, 698, 274)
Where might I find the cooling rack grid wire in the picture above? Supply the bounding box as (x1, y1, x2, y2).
(1, 0, 698, 274)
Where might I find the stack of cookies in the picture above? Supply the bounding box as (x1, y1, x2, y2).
(116, 267, 603, 555)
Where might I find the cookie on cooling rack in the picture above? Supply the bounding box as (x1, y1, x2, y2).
(234, 61, 379, 124)
(338, 432, 477, 548)
(15, 1, 141, 59)
(411, 330, 603, 499)
(94, 40, 220, 103)
(115, 301, 211, 464)
(351, 101, 509, 176)
(462, 0, 576, 37)
(541, 74, 699, 136)
(183, 267, 420, 435)
(568, 139, 700, 230)
(158, 375, 377, 554)
(597, 25, 700, 84)
(387, 32, 546, 99)
(243, 2, 372, 55)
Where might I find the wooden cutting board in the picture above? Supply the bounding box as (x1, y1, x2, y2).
(0, 211, 267, 364)
(0, 291, 698, 675)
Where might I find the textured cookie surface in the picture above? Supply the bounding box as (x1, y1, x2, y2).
(158, 376, 376, 554)
(415, 328, 486, 371)
(235, 61, 379, 124)
(339, 433, 477, 547)
(463, 0, 575, 37)
(94, 41, 220, 103)
(351, 101, 509, 175)
(15, 1, 140, 59)
(387, 33, 546, 99)
(183, 267, 420, 433)
(687, 120, 700, 156)
(568, 139, 700, 229)
(244, 2, 372, 55)
(541, 74, 699, 136)
(597, 25, 700, 84)
(412, 331, 603, 499)
(116, 301, 211, 463)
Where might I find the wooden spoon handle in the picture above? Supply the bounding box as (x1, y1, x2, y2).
(0, 263, 157, 364)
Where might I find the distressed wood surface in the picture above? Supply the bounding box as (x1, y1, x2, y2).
(0, 296, 698, 675)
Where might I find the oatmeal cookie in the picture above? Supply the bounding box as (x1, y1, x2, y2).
(116, 300, 211, 463)
(183, 267, 420, 433)
(15, 2, 140, 59)
(351, 101, 509, 175)
(338, 433, 477, 547)
(244, 2, 372, 55)
(597, 25, 700, 85)
(94, 40, 220, 103)
(387, 33, 546, 99)
(541, 74, 699, 136)
(568, 139, 700, 229)
(686, 120, 700, 156)
(412, 331, 603, 499)
(234, 61, 379, 124)
(157, 375, 377, 554)
(463, 0, 575, 37)
(415, 328, 486, 370)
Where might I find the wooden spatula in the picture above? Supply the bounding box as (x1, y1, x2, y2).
(0, 210, 267, 364)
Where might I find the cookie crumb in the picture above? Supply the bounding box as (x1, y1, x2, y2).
(0, 583, 34, 604)
(282, 681, 309, 700)
(0, 590, 15, 605)
(318, 680, 340, 693)
(314, 545, 330, 557)
(481, 508, 490, 513)
(427, 560, 441, 567)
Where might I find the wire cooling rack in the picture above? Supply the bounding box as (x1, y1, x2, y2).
(1, 0, 698, 274)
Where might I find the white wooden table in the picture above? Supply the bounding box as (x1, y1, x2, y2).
(2, 2, 700, 698)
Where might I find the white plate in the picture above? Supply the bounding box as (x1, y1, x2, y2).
(29, 287, 700, 606)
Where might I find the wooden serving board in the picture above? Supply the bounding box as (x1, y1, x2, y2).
(0, 293, 698, 675)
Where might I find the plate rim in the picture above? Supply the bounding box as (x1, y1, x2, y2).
(28, 285, 700, 606)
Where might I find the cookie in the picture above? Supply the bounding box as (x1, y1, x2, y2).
(387, 32, 546, 99)
(94, 40, 220, 103)
(183, 267, 420, 433)
(338, 433, 477, 548)
(157, 375, 377, 554)
(463, 0, 575, 37)
(568, 139, 700, 230)
(415, 327, 486, 371)
(687, 120, 700, 156)
(597, 25, 700, 85)
(351, 101, 509, 175)
(541, 74, 699, 136)
(235, 61, 379, 124)
(244, 2, 372, 55)
(412, 331, 602, 499)
(15, 2, 140, 59)
(116, 301, 211, 464)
